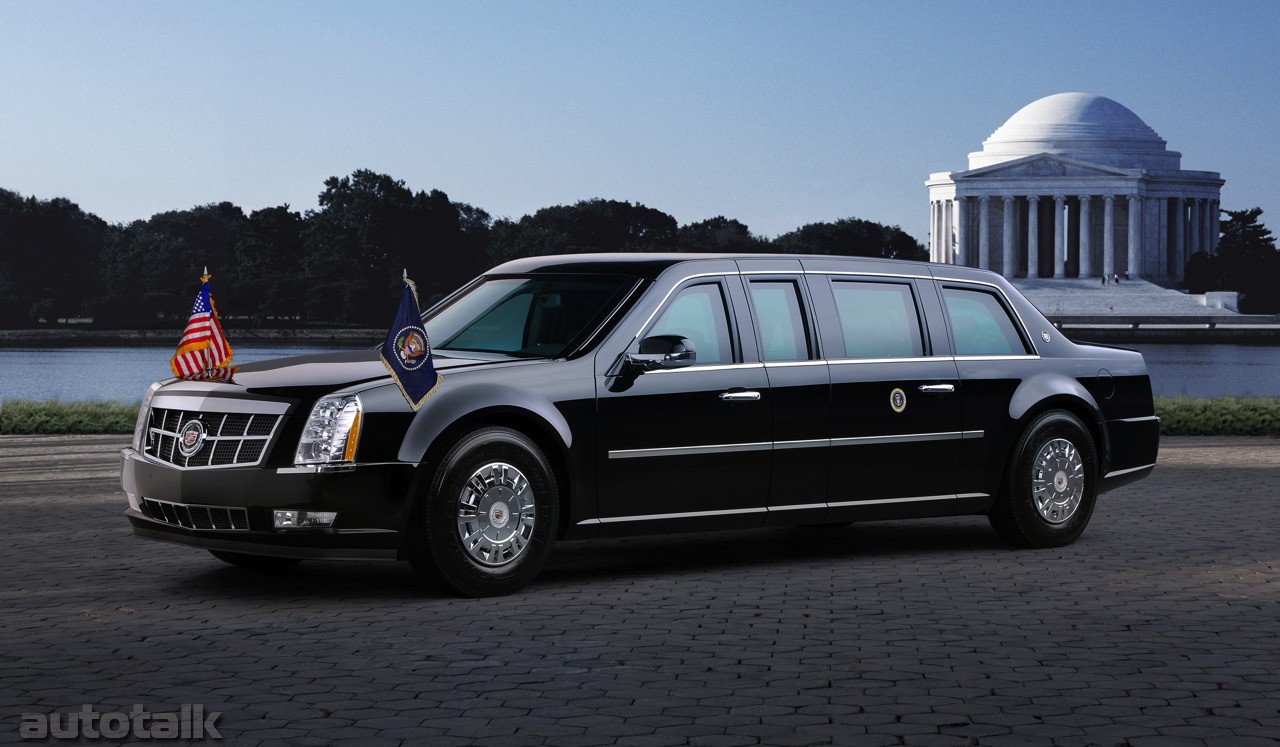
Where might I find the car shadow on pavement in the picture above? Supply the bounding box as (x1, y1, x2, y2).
(156, 518, 1006, 601)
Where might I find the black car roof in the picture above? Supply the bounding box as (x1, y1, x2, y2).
(489, 252, 932, 280)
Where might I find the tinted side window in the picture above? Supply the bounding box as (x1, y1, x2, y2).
(748, 280, 812, 362)
(647, 283, 733, 365)
(830, 281, 924, 359)
(942, 287, 1029, 356)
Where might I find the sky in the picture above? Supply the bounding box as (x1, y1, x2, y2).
(2, 1, 1278, 246)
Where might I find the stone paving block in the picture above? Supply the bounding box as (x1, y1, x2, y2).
(2, 436, 1279, 745)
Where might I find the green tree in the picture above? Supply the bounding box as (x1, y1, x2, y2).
(490, 199, 680, 262)
(772, 217, 926, 260)
(678, 217, 767, 253)
(1205, 207, 1280, 313)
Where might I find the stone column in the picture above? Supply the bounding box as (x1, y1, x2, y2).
(1079, 196, 1093, 277)
(1128, 194, 1142, 278)
(1053, 195, 1067, 278)
(1174, 198, 1186, 280)
(945, 200, 954, 264)
(1027, 196, 1040, 278)
(1211, 199, 1220, 252)
(978, 196, 991, 270)
(1157, 198, 1168, 277)
(1103, 195, 1116, 279)
(1002, 196, 1015, 278)
(931, 200, 942, 262)
(955, 197, 969, 267)
(1189, 198, 1201, 255)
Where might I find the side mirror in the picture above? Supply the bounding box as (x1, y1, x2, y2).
(625, 335, 696, 372)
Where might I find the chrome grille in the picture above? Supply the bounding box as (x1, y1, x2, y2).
(141, 498, 250, 531)
(144, 407, 280, 469)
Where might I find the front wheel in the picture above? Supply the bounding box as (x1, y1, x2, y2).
(989, 410, 1098, 548)
(409, 427, 559, 597)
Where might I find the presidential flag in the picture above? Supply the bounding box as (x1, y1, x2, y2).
(381, 274, 441, 410)
(170, 272, 236, 380)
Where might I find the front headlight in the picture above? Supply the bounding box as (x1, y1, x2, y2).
(295, 394, 363, 465)
(132, 381, 163, 451)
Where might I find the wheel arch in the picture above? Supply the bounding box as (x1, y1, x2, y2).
(396, 396, 575, 554)
(1005, 374, 1111, 484)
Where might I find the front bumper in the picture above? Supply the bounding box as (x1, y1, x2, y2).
(121, 447, 418, 561)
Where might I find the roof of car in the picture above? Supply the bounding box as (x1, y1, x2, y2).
(488, 252, 931, 280)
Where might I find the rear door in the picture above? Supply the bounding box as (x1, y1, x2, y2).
(736, 260, 831, 526)
(810, 272, 963, 518)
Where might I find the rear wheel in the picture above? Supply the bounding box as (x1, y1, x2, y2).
(410, 427, 558, 597)
(989, 410, 1098, 548)
(209, 550, 301, 570)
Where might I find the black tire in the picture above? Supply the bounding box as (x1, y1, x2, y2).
(409, 427, 559, 597)
(989, 409, 1098, 548)
(209, 550, 302, 570)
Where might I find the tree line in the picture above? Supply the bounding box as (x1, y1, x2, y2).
(0, 170, 926, 328)
(1183, 208, 1280, 313)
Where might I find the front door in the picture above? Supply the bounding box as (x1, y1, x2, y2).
(596, 277, 772, 528)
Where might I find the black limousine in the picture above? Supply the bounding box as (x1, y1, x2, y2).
(122, 254, 1159, 596)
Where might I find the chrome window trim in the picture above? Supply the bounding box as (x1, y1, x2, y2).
(934, 277, 1041, 356)
(647, 362, 765, 375)
(951, 354, 1041, 362)
(1104, 463, 1156, 479)
(803, 269, 933, 281)
(763, 360, 827, 369)
(608, 430, 984, 459)
(631, 271, 734, 341)
(828, 356, 939, 366)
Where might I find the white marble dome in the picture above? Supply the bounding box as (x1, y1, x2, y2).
(969, 93, 1182, 171)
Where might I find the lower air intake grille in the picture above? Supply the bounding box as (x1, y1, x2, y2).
(141, 498, 250, 531)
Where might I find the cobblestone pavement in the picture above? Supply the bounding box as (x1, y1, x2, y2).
(1, 435, 1277, 746)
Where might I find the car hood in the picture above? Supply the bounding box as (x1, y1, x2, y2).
(156, 349, 526, 401)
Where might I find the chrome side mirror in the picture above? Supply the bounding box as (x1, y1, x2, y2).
(625, 335, 696, 372)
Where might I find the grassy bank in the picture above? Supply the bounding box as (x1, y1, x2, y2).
(1, 396, 1278, 437)
(0, 399, 138, 434)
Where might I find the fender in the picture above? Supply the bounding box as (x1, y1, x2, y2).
(1007, 372, 1110, 464)
(396, 381, 574, 465)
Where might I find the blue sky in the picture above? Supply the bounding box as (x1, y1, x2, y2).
(2, 1, 1277, 245)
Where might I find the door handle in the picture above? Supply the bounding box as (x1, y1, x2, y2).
(719, 390, 762, 402)
(918, 384, 956, 394)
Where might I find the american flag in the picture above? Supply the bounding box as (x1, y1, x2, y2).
(170, 275, 235, 379)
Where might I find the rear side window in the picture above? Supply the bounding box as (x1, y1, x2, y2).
(748, 280, 812, 362)
(830, 281, 924, 359)
(647, 283, 733, 365)
(942, 287, 1029, 356)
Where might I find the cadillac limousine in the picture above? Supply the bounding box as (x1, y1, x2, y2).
(122, 254, 1160, 596)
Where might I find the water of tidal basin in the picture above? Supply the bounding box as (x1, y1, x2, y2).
(0, 343, 1278, 403)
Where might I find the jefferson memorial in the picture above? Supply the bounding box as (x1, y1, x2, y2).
(925, 93, 1223, 281)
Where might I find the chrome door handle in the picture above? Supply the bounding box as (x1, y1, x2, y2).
(918, 384, 956, 394)
(719, 391, 762, 401)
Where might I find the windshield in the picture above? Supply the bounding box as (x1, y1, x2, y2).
(424, 275, 636, 358)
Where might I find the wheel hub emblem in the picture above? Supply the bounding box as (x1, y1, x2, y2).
(177, 419, 206, 457)
(1054, 471, 1068, 492)
(489, 501, 511, 529)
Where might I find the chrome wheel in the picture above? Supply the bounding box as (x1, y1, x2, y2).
(1031, 437, 1084, 524)
(456, 462, 537, 567)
